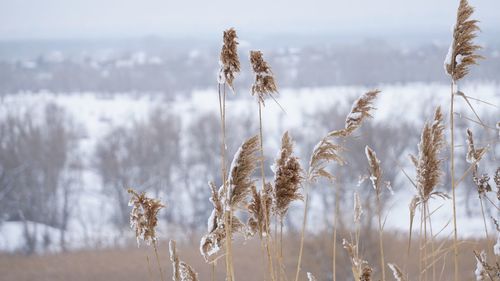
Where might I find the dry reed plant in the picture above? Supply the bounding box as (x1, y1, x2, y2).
(249, 49, 278, 281)
(169, 240, 199, 281)
(365, 145, 386, 281)
(407, 107, 447, 281)
(473, 250, 500, 281)
(218, 28, 240, 91)
(216, 27, 241, 281)
(343, 238, 373, 281)
(444, 1, 482, 279)
(294, 90, 380, 281)
(200, 135, 260, 261)
(128, 188, 166, 281)
(247, 183, 272, 238)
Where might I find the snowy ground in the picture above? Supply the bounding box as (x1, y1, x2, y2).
(0, 81, 498, 253)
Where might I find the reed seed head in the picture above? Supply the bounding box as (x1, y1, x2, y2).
(127, 188, 164, 246)
(365, 145, 382, 194)
(218, 28, 240, 89)
(415, 107, 446, 202)
(250, 50, 278, 104)
(273, 131, 304, 219)
(445, 0, 483, 81)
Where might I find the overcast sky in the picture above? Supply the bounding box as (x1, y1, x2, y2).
(0, 0, 499, 41)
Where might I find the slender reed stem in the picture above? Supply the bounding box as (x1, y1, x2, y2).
(479, 197, 489, 240)
(376, 195, 386, 281)
(426, 204, 436, 281)
(258, 101, 277, 281)
(450, 81, 459, 281)
(332, 187, 340, 281)
(294, 188, 309, 281)
(152, 240, 165, 281)
(146, 255, 154, 281)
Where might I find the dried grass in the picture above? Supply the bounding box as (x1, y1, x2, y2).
(218, 28, 240, 90)
(250, 50, 278, 105)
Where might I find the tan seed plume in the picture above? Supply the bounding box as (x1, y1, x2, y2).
(169, 240, 199, 281)
(247, 183, 272, 237)
(219, 28, 240, 90)
(200, 136, 260, 261)
(415, 107, 446, 202)
(228, 135, 260, 209)
(250, 50, 278, 105)
(445, 0, 482, 81)
(273, 131, 304, 219)
(466, 128, 486, 167)
(331, 90, 380, 137)
(128, 188, 165, 246)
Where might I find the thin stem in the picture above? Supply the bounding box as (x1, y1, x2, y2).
(294, 188, 309, 281)
(426, 203, 436, 281)
(146, 255, 154, 281)
(376, 195, 386, 281)
(450, 80, 459, 281)
(479, 197, 489, 240)
(259, 101, 277, 281)
(153, 240, 165, 281)
(332, 187, 339, 281)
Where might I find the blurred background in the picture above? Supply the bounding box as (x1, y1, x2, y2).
(0, 0, 499, 280)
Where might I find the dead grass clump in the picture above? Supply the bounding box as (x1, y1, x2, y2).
(250, 50, 278, 104)
(218, 28, 240, 90)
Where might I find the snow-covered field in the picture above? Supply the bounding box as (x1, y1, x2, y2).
(0, 82, 498, 253)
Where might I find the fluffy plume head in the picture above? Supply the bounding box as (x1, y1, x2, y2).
(343, 90, 380, 135)
(273, 131, 304, 219)
(200, 215, 245, 261)
(308, 137, 345, 182)
(247, 183, 272, 237)
(250, 50, 278, 104)
(415, 107, 446, 202)
(170, 240, 199, 281)
(228, 135, 260, 209)
(360, 266, 373, 281)
(445, 0, 482, 81)
(388, 263, 407, 281)
(365, 145, 382, 195)
(218, 28, 240, 89)
(128, 188, 165, 246)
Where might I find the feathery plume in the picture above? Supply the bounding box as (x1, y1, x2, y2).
(494, 167, 500, 191)
(473, 173, 492, 197)
(247, 183, 272, 237)
(360, 266, 373, 281)
(218, 28, 240, 89)
(388, 263, 407, 281)
(444, 0, 482, 81)
(273, 131, 304, 219)
(250, 50, 278, 104)
(415, 107, 447, 202)
(170, 240, 199, 281)
(338, 90, 380, 136)
(228, 135, 260, 209)
(128, 188, 165, 246)
(200, 136, 259, 261)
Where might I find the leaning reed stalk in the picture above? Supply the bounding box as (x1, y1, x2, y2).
(294, 90, 380, 281)
(217, 28, 240, 281)
(444, 1, 482, 279)
(365, 145, 386, 281)
(250, 49, 278, 281)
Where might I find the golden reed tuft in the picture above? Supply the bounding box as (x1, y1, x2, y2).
(127, 188, 165, 246)
(247, 183, 272, 237)
(218, 28, 240, 90)
(250, 50, 278, 104)
(445, 0, 482, 81)
(273, 131, 303, 220)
